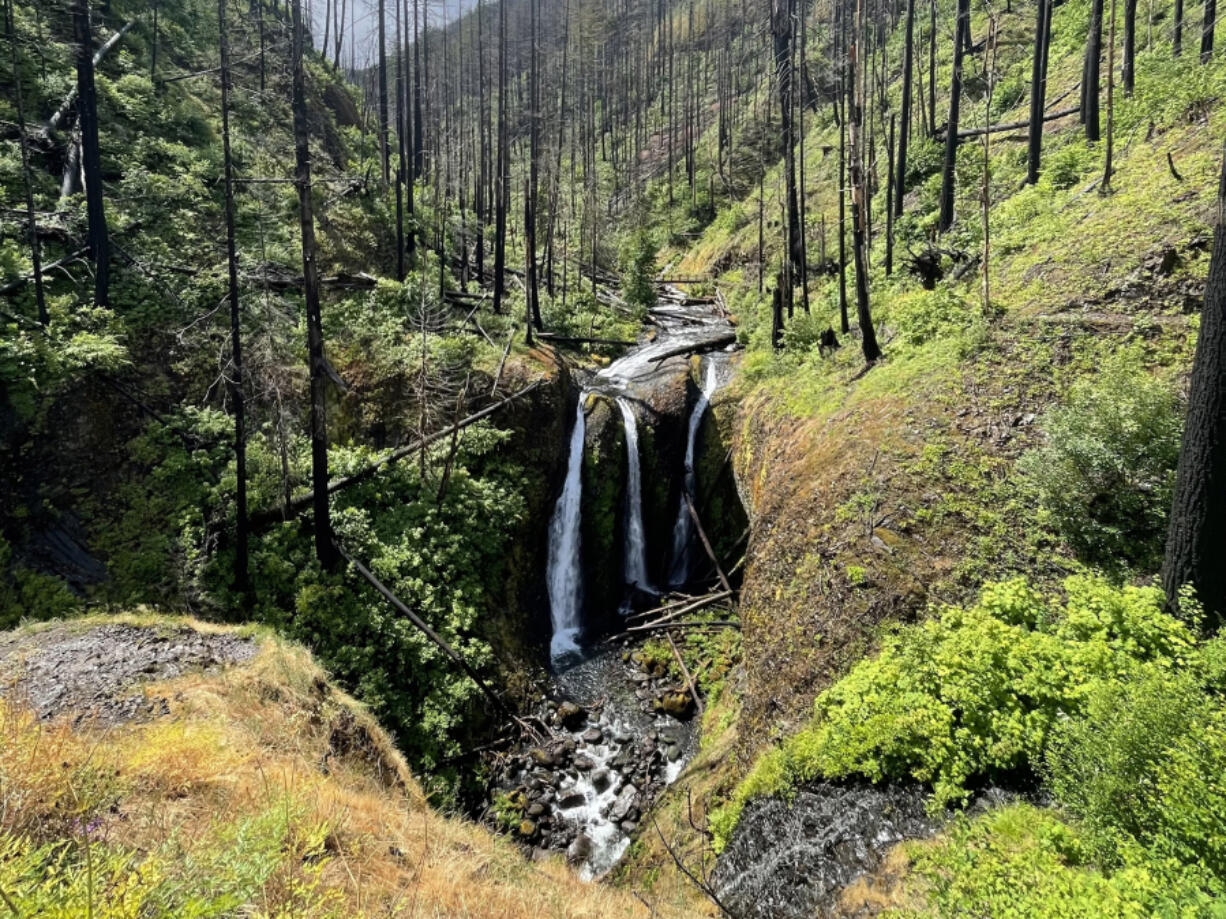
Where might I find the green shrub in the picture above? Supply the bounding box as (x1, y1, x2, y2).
(888, 287, 972, 346)
(1047, 642, 1226, 879)
(620, 228, 658, 310)
(1018, 354, 1182, 573)
(891, 804, 1226, 918)
(711, 576, 1196, 848)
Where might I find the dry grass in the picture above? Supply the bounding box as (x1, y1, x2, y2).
(0, 619, 682, 918)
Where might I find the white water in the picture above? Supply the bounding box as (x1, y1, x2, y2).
(615, 398, 650, 599)
(547, 398, 587, 661)
(669, 361, 719, 586)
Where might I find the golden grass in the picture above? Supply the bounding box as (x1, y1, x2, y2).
(0, 620, 681, 918)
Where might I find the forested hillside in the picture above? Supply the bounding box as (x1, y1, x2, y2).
(3, 0, 1226, 912)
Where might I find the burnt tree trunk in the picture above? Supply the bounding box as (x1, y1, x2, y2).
(6, 0, 46, 325)
(72, 0, 108, 306)
(938, 0, 969, 233)
(1027, 0, 1050, 183)
(219, 0, 249, 594)
(1083, 0, 1103, 141)
(291, 0, 338, 570)
(1163, 142, 1226, 624)
(894, 0, 915, 218)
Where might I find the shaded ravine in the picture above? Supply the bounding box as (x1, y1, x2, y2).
(492, 296, 737, 878)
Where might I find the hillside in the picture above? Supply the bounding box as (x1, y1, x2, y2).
(0, 615, 676, 917)
(4, 0, 1226, 912)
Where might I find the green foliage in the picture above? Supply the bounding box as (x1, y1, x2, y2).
(0, 800, 342, 918)
(712, 576, 1197, 847)
(890, 804, 1226, 918)
(1018, 354, 1183, 572)
(1046, 638, 1226, 878)
(886, 286, 973, 347)
(620, 228, 658, 310)
(0, 537, 79, 630)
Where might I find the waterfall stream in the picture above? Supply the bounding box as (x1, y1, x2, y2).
(546, 398, 587, 662)
(669, 360, 719, 586)
(616, 398, 650, 601)
(525, 298, 735, 877)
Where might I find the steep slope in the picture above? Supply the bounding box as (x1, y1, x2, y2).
(0, 614, 677, 918)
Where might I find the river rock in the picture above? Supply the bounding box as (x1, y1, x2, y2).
(526, 802, 546, 818)
(558, 790, 587, 810)
(574, 754, 596, 771)
(609, 784, 638, 823)
(591, 769, 613, 793)
(518, 819, 538, 838)
(555, 701, 587, 730)
(654, 690, 695, 719)
(530, 747, 559, 767)
(566, 834, 594, 863)
(582, 727, 604, 744)
(666, 744, 682, 762)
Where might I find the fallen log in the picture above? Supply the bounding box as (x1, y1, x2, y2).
(620, 590, 734, 634)
(0, 246, 89, 297)
(618, 620, 740, 637)
(647, 331, 737, 363)
(44, 22, 135, 140)
(249, 381, 542, 529)
(683, 491, 733, 593)
(667, 631, 704, 716)
(336, 541, 513, 720)
(537, 333, 636, 347)
(936, 106, 1078, 142)
(624, 590, 723, 624)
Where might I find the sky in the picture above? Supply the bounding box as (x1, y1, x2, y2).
(307, 0, 479, 70)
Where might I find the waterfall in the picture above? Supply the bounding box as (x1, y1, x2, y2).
(669, 361, 719, 586)
(616, 398, 650, 601)
(547, 398, 587, 661)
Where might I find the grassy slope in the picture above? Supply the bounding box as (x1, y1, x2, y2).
(676, 0, 1219, 758)
(0, 614, 675, 918)
(624, 0, 1224, 907)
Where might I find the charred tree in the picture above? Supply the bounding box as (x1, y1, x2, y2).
(1163, 142, 1226, 625)
(1027, 0, 1050, 183)
(1083, 0, 1103, 141)
(938, 0, 969, 233)
(849, 0, 881, 362)
(894, 0, 915, 218)
(72, 0, 109, 306)
(291, 0, 338, 570)
(218, 0, 249, 594)
(6, 0, 46, 325)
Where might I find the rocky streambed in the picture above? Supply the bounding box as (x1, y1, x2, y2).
(490, 644, 700, 878)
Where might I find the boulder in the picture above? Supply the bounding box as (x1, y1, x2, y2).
(558, 790, 587, 810)
(555, 701, 587, 730)
(609, 784, 638, 823)
(566, 834, 594, 863)
(591, 770, 613, 793)
(582, 727, 604, 744)
(518, 819, 538, 838)
(654, 690, 695, 720)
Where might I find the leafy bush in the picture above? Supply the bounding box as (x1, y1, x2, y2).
(1018, 354, 1182, 572)
(1047, 641, 1226, 878)
(892, 804, 1226, 918)
(888, 287, 972, 346)
(712, 576, 1196, 847)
